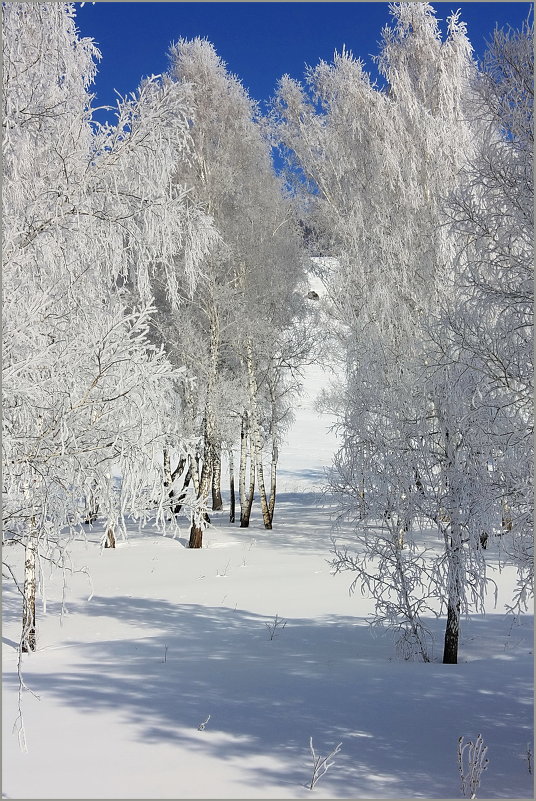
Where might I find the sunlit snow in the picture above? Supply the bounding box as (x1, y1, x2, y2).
(2, 330, 532, 799)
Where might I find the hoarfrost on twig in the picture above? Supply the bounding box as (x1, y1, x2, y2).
(197, 714, 211, 731)
(458, 734, 489, 798)
(308, 737, 342, 790)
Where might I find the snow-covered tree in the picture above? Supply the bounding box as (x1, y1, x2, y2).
(2, 3, 216, 649)
(165, 38, 308, 545)
(442, 15, 534, 612)
(272, 3, 504, 663)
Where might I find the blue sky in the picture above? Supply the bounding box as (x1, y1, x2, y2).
(76, 1, 533, 122)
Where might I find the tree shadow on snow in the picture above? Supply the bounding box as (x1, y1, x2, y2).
(204, 493, 355, 556)
(277, 467, 329, 482)
(4, 595, 533, 799)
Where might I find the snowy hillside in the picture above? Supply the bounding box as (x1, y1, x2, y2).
(2, 346, 533, 800)
(3, 5, 533, 799)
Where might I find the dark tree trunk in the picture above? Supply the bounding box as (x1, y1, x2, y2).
(171, 456, 187, 485)
(167, 455, 187, 515)
(172, 462, 192, 516)
(414, 471, 426, 496)
(442, 518, 463, 664)
(173, 459, 195, 515)
(441, 426, 463, 665)
(229, 448, 236, 523)
(443, 599, 460, 664)
(188, 524, 204, 549)
(84, 480, 99, 524)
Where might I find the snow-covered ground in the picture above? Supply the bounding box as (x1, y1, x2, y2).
(2, 335, 533, 800)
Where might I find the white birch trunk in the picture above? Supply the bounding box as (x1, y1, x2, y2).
(190, 453, 200, 496)
(240, 432, 256, 527)
(239, 413, 248, 518)
(211, 443, 223, 510)
(190, 304, 219, 547)
(163, 446, 172, 492)
(104, 522, 116, 549)
(22, 520, 37, 653)
(189, 435, 212, 548)
(268, 440, 278, 523)
(163, 446, 174, 518)
(245, 340, 272, 529)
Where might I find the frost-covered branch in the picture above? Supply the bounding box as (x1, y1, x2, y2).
(308, 737, 342, 790)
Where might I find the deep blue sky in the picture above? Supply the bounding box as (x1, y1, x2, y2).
(76, 1, 533, 121)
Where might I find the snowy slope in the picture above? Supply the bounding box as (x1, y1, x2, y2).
(2, 335, 533, 800)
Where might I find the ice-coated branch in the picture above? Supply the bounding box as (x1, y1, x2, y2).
(197, 714, 211, 731)
(308, 737, 342, 790)
(458, 734, 489, 799)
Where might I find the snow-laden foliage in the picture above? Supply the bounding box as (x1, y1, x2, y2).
(272, 5, 475, 344)
(442, 16, 534, 610)
(158, 38, 310, 543)
(272, 2, 532, 662)
(2, 3, 217, 647)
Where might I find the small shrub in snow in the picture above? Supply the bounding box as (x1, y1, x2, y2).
(458, 734, 488, 798)
(308, 737, 342, 790)
(265, 613, 287, 640)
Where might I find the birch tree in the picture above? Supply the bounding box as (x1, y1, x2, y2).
(272, 3, 496, 662)
(442, 16, 534, 612)
(166, 38, 307, 544)
(2, 3, 215, 648)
